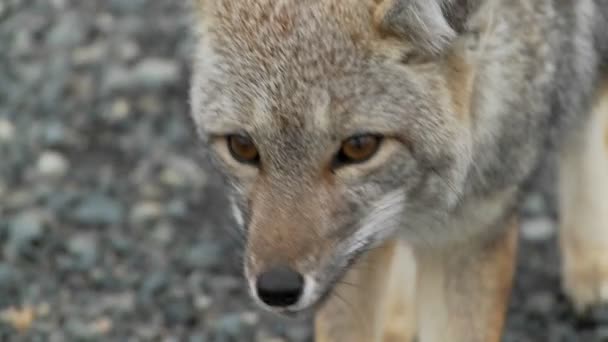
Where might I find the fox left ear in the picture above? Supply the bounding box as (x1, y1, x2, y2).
(373, 0, 458, 56)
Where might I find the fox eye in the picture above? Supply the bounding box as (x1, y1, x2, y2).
(334, 134, 382, 166)
(227, 135, 259, 164)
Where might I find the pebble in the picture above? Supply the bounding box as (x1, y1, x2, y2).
(521, 217, 556, 242)
(160, 157, 207, 189)
(194, 295, 212, 311)
(166, 199, 186, 218)
(0, 264, 20, 290)
(285, 325, 313, 342)
(72, 194, 124, 225)
(163, 297, 196, 326)
(188, 334, 207, 342)
(109, 0, 148, 13)
(36, 151, 69, 179)
(67, 234, 98, 269)
(0, 118, 15, 143)
(42, 121, 68, 146)
(100, 292, 135, 314)
(214, 314, 244, 337)
(102, 65, 132, 93)
(139, 271, 169, 298)
(72, 42, 107, 66)
(151, 223, 174, 245)
(65, 318, 98, 339)
(182, 242, 222, 269)
(130, 201, 164, 224)
(522, 193, 548, 216)
(117, 39, 140, 62)
(131, 58, 180, 88)
(526, 291, 556, 315)
(7, 210, 45, 257)
(46, 12, 84, 48)
(105, 98, 132, 123)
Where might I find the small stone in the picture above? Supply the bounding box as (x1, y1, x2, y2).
(65, 319, 94, 339)
(131, 58, 180, 88)
(36, 151, 69, 179)
(240, 312, 259, 326)
(42, 121, 67, 146)
(36, 302, 50, 318)
(72, 194, 124, 225)
(100, 292, 135, 313)
(182, 242, 222, 269)
(285, 325, 312, 342)
(109, 233, 132, 254)
(117, 39, 140, 62)
(105, 98, 131, 123)
(160, 157, 207, 189)
(140, 271, 169, 298)
(526, 291, 555, 315)
(109, 0, 148, 13)
(522, 193, 548, 216)
(91, 317, 112, 335)
(0, 263, 20, 289)
(164, 297, 196, 326)
(137, 94, 162, 114)
(215, 314, 244, 337)
(0, 118, 15, 143)
(130, 201, 164, 224)
(166, 199, 186, 218)
(521, 217, 556, 241)
(46, 12, 84, 48)
(188, 334, 207, 342)
(67, 234, 98, 269)
(102, 65, 132, 93)
(7, 211, 45, 257)
(194, 294, 212, 311)
(152, 223, 174, 245)
(72, 42, 107, 66)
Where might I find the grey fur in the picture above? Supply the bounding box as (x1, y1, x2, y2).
(190, 0, 608, 314)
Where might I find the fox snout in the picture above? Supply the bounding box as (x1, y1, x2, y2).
(242, 179, 342, 312)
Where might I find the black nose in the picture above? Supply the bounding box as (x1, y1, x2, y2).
(256, 266, 304, 307)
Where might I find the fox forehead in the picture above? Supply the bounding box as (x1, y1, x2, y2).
(191, 0, 387, 132)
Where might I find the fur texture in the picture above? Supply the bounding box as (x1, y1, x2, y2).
(190, 0, 608, 340)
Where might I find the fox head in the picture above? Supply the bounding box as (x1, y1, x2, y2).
(191, 0, 481, 314)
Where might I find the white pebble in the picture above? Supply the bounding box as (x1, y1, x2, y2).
(521, 217, 556, 242)
(0, 118, 15, 142)
(37, 151, 69, 178)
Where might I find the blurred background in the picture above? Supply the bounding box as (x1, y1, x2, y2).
(0, 0, 606, 341)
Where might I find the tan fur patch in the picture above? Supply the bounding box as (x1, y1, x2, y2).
(559, 73, 608, 311)
(444, 48, 475, 120)
(415, 220, 518, 342)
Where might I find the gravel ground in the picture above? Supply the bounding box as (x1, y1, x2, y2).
(0, 1, 607, 341)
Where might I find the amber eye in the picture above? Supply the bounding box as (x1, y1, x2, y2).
(227, 135, 259, 164)
(334, 134, 382, 166)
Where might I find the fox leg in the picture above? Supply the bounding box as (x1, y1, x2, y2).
(315, 239, 417, 342)
(559, 78, 608, 312)
(415, 219, 518, 342)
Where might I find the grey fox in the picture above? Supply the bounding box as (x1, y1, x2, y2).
(189, 0, 608, 340)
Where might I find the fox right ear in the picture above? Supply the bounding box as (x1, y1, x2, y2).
(373, 0, 456, 56)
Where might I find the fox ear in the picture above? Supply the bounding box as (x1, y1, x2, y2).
(373, 0, 457, 56)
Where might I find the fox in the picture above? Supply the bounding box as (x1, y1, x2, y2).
(189, 0, 608, 341)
